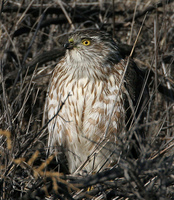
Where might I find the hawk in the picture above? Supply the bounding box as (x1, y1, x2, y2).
(47, 30, 147, 174)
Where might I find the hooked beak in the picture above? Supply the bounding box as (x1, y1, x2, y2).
(64, 38, 75, 49)
(64, 42, 75, 49)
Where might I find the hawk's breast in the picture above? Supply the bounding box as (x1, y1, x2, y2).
(47, 62, 125, 173)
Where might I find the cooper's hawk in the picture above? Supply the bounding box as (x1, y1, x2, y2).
(47, 30, 147, 174)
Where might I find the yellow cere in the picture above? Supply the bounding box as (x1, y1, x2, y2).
(82, 39, 91, 46)
(69, 38, 74, 43)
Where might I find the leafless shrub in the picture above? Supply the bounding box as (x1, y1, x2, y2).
(0, 0, 173, 199)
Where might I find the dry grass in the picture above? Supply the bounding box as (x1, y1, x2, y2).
(0, 0, 174, 199)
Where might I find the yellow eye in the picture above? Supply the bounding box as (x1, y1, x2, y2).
(82, 39, 91, 46)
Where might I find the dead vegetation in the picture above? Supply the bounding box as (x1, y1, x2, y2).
(0, 0, 174, 199)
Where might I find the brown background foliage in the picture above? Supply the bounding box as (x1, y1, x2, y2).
(0, 0, 174, 199)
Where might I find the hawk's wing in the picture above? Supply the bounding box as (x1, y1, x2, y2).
(123, 57, 149, 132)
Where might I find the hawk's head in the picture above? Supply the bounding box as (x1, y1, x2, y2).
(64, 30, 122, 67)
